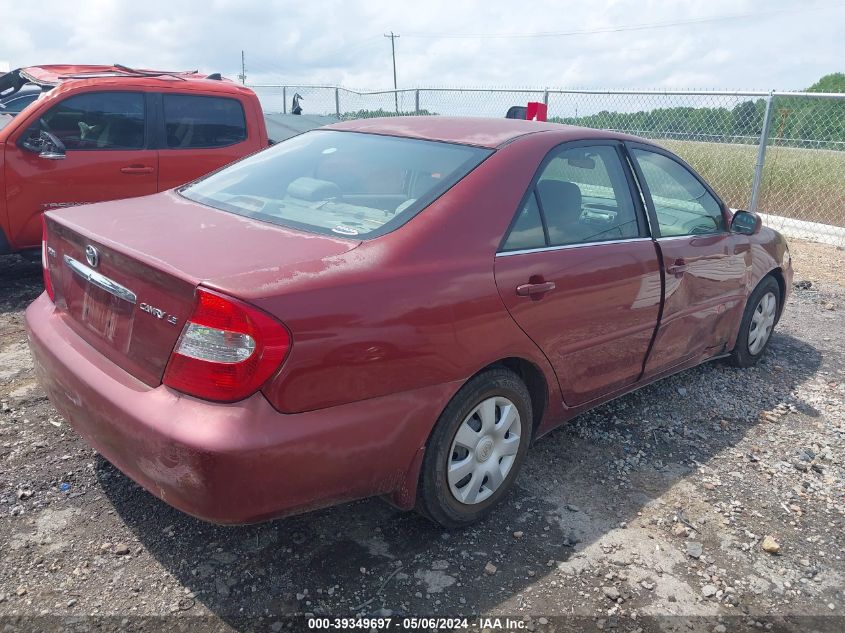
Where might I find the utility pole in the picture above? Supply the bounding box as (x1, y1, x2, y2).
(238, 50, 246, 85)
(384, 31, 399, 113)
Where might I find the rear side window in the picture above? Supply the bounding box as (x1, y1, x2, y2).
(538, 146, 640, 245)
(40, 92, 145, 150)
(181, 130, 491, 239)
(500, 144, 641, 251)
(163, 94, 246, 149)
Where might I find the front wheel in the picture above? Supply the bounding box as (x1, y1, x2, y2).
(729, 276, 781, 368)
(416, 368, 532, 529)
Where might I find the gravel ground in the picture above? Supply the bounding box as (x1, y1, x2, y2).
(0, 240, 843, 633)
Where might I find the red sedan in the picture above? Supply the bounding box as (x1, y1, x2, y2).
(26, 117, 792, 528)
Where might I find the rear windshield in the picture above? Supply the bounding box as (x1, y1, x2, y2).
(180, 130, 492, 239)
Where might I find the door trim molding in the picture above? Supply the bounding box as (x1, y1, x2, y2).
(496, 237, 652, 258)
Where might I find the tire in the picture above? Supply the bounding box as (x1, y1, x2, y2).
(416, 367, 532, 529)
(729, 275, 781, 368)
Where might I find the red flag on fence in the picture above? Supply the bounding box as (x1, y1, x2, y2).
(526, 102, 548, 121)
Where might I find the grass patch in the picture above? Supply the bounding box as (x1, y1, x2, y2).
(658, 140, 845, 227)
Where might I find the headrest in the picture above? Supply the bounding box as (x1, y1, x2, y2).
(287, 177, 341, 202)
(537, 180, 581, 221)
(394, 198, 417, 214)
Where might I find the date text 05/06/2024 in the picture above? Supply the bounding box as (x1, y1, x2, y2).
(307, 616, 530, 630)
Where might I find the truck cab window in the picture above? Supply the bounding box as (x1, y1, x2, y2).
(38, 92, 145, 150)
(163, 94, 247, 149)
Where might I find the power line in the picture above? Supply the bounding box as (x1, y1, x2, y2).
(402, 3, 845, 40)
(306, 36, 384, 65)
(245, 37, 383, 83)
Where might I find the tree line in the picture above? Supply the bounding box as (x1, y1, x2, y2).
(338, 74, 844, 150)
(553, 74, 844, 149)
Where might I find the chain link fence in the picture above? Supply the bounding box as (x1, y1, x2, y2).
(250, 85, 845, 246)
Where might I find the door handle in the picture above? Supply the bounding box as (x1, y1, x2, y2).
(667, 259, 688, 275)
(516, 281, 556, 297)
(120, 165, 154, 174)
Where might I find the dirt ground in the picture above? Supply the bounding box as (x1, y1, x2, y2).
(0, 240, 843, 633)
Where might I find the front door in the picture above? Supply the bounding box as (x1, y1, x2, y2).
(4, 91, 157, 250)
(494, 142, 662, 407)
(626, 144, 747, 378)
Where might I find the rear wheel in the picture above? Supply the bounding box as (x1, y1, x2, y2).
(417, 367, 532, 529)
(729, 276, 780, 368)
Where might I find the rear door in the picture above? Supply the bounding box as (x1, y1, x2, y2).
(494, 141, 662, 407)
(4, 90, 157, 250)
(156, 93, 252, 190)
(626, 144, 747, 377)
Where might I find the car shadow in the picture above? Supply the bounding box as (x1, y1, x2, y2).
(96, 330, 823, 626)
(0, 254, 43, 316)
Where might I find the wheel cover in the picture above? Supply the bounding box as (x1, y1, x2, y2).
(447, 396, 521, 505)
(748, 291, 777, 355)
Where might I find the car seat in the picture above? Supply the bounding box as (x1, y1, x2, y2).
(537, 180, 592, 243)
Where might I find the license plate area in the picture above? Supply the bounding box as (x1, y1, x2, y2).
(64, 255, 136, 352)
(80, 283, 132, 339)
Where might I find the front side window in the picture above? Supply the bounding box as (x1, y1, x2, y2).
(163, 94, 246, 149)
(500, 144, 641, 251)
(630, 148, 726, 237)
(39, 92, 145, 150)
(181, 130, 491, 238)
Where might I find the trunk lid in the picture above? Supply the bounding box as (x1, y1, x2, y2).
(45, 191, 359, 386)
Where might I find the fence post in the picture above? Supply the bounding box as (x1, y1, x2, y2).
(282, 86, 287, 114)
(335, 88, 341, 117)
(749, 91, 775, 214)
(543, 89, 549, 106)
(415, 89, 420, 115)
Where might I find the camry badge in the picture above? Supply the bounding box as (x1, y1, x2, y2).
(139, 302, 178, 326)
(84, 245, 99, 268)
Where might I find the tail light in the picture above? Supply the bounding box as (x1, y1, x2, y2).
(163, 288, 291, 402)
(41, 216, 55, 302)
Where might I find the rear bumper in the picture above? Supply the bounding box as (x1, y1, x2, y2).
(26, 293, 455, 523)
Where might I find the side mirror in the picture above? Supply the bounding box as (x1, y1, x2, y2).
(21, 128, 66, 160)
(730, 209, 762, 236)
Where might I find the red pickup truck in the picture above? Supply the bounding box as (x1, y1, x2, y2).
(0, 65, 331, 255)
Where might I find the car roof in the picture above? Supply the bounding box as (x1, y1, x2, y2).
(326, 116, 643, 149)
(17, 65, 251, 96)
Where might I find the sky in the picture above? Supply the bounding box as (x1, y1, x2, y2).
(0, 0, 842, 92)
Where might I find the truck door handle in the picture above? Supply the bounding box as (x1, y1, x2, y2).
(667, 259, 688, 275)
(516, 281, 556, 297)
(120, 165, 154, 175)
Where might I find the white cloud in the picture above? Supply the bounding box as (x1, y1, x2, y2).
(0, 0, 840, 91)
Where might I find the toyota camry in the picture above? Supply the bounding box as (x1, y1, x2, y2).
(26, 117, 792, 527)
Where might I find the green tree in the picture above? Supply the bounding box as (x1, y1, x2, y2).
(343, 74, 843, 149)
(806, 73, 845, 93)
(548, 74, 844, 148)
(772, 73, 845, 145)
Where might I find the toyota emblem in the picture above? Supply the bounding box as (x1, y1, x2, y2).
(85, 245, 99, 268)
